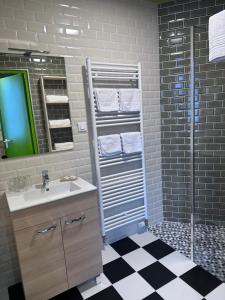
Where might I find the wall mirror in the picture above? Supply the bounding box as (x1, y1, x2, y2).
(0, 52, 74, 160)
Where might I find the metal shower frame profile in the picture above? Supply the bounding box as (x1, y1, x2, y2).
(190, 25, 207, 260)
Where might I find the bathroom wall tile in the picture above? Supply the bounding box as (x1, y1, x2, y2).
(3, 0, 24, 7)
(14, 9, 35, 21)
(35, 12, 54, 24)
(103, 23, 116, 33)
(23, 0, 44, 11)
(17, 31, 37, 42)
(200, 0, 216, 7)
(54, 16, 73, 26)
(0, 7, 14, 18)
(27, 22, 46, 33)
(4, 19, 26, 31)
(46, 24, 64, 34)
(0, 29, 17, 39)
(37, 33, 56, 43)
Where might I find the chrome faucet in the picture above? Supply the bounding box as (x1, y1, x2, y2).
(42, 170, 49, 191)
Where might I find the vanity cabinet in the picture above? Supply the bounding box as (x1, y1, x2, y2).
(62, 207, 103, 288)
(14, 219, 68, 300)
(10, 191, 102, 300)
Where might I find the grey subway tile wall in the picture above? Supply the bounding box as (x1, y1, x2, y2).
(159, 0, 225, 225)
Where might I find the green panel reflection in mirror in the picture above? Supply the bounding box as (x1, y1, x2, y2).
(0, 70, 38, 159)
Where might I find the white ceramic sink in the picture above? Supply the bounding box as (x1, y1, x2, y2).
(23, 181, 81, 202)
(6, 177, 96, 212)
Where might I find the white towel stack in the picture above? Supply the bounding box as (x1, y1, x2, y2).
(49, 119, 71, 128)
(120, 132, 142, 154)
(54, 142, 74, 151)
(119, 89, 140, 112)
(209, 10, 225, 62)
(98, 134, 122, 157)
(46, 95, 69, 103)
(95, 88, 119, 112)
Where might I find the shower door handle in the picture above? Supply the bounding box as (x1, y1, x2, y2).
(2, 138, 12, 148)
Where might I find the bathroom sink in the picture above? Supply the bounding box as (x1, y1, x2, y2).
(6, 177, 96, 212)
(23, 181, 81, 202)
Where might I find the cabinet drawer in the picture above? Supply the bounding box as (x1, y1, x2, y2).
(15, 219, 68, 300)
(61, 207, 103, 288)
(12, 191, 98, 231)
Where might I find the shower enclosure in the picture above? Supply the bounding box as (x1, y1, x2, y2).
(191, 25, 225, 281)
(153, 20, 225, 283)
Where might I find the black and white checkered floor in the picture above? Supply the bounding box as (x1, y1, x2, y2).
(8, 232, 225, 300)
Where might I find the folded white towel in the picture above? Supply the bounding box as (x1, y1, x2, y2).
(120, 132, 142, 154)
(98, 134, 122, 157)
(46, 95, 69, 103)
(209, 10, 225, 62)
(55, 142, 74, 151)
(94, 88, 119, 112)
(119, 89, 140, 112)
(49, 119, 71, 128)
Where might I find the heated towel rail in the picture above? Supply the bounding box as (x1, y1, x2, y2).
(86, 58, 148, 241)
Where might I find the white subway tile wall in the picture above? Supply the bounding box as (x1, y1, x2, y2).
(0, 0, 162, 297)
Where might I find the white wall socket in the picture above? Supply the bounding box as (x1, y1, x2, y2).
(77, 122, 87, 132)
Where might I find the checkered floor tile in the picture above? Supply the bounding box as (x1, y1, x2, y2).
(8, 232, 224, 300)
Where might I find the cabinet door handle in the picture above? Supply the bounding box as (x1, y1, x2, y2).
(37, 224, 57, 234)
(65, 214, 86, 225)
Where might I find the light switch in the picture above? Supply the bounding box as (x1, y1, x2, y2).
(77, 122, 87, 132)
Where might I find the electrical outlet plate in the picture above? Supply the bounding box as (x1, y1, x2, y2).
(77, 122, 87, 132)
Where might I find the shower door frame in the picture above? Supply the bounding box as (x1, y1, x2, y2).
(190, 25, 196, 261)
(190, 25, 208, 261)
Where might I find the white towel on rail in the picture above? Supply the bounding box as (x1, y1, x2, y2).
(119, 89, 140, 112)
(49, 119, 71, 128)
(120, 132, 142, 154)
(94, 88, 119, 112)
(46, 95, 69, 103)
(98, 134, 122, 157)
(209, 10, 225, 62)
(55, 142, 74, 151)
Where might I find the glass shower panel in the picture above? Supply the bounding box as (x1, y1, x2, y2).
(151, 24, 192, 259)
(193, 26, 225, 282)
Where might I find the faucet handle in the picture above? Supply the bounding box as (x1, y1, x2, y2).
(42, 170, 49, 177)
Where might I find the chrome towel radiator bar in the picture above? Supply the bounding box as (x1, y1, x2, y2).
(86, 58, 148, 241)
